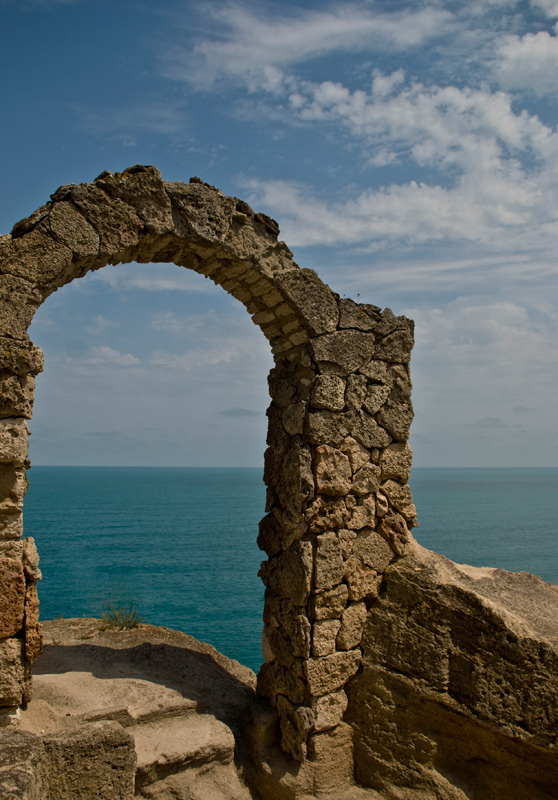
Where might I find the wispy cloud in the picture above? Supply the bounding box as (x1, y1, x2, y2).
(86, 346, 140, 366)
(221, 407, 261, 417)
(160, 3, 453, 91)
(91, 263, 220, 293)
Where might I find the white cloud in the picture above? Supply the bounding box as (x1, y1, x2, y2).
(493, 30, 558, 95)
(85, 315, 118, 336)
(161, 4, 453, 90)
(86, 346, 140, 366)
(91, 263, 220, 293)
(531, 0, 558, 18)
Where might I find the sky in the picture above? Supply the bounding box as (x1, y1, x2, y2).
(1, 0, 556, 468)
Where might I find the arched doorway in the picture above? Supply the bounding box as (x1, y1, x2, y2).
(0, 165, 416, 761)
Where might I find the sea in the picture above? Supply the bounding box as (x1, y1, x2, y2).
(22, 466, 558, 673)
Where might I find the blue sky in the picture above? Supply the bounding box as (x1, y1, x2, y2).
(1, 0, 556, 467)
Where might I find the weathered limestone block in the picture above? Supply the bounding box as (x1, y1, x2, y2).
(378, 511, 411, 557)
(314, 445, 351, 496)
(305, 496, 349, 534)
(311, 690, 348, 732)
(22, 537, 41, 582)
(0, 466, 27, 512)
(24, 582, 42, 662)
(353, 528, 394, 572)
(338, 529, 357, 559)
(380, 442, 413, 483)
(0, 339, 43, 377)
(375, 491, 389, 517)
(353, 411, 391, 449)
(43, 721, 136, 800)
(310, 375, 346, 411)
(276, 696, 314, 761)
(374, 329, 414, 363)
(0, 511, 23, 541)
(258, 658, 307, 706)
(306, 410, 355, 447)
(1, 227, 74, 292)
(69, 182, 143, 259)
(339, 435, 369, 474)
(344, 557, 382, 602)
(0, 729, 49, 800)
(307, 723, 356, 798)
(362, 383, 391, 415)
(0, 557, 25, 638)
(274, 269, 339, 336)
(338, 297, 380, 331)
(311, 584, 349, 621)
(282, 400, 306, 435)
(381, 481, 417, 527)
(348, 541, 558, 800)
(264, 437, 314, 517)
(305, 651, 362, 697)
(0, 418, 28, 466)
(351, 462, 380, 496)
(315, 532, 344, 591)
(359, 359, 390, 384)
(312, 619, 341, 657)
(344, 374, 368, 411)
(347, 495, 376, 530)
(264, 598, 311, 666)
(41, 200, 101, 259)
(96, 165, 174, 237)
(337, 602, 368, 651)
(259, 540, 313, 606)
(0, 639, 24, 706)
(0, 374, 35, 419)
(376, 400, 413, 442)
(310, 331, 375, 374)
(0, 276, 42, 339)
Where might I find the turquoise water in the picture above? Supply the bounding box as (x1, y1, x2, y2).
(22, 466, 557, 672)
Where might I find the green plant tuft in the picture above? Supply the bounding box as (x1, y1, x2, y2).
(100, 603, 143, 630)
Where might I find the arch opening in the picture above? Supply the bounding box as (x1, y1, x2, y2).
(0, 165, 417, 763)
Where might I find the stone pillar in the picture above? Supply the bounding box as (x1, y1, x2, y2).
(0, 337, 43, 723)
(257, 298, 416, 762)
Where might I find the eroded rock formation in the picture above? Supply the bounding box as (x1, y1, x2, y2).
(0, 165, 557, 799)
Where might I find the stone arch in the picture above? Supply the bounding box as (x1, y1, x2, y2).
(0, 165, 416, 761)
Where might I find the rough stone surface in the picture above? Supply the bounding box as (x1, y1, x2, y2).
(314, 532, 344, 591)
(305, 651, 362, 697)
(23, 582, 42, 662)
(314, 445, 351, 496)
(0, 639, 24, 706)
(43, 721, 136, 799)
(0, 556, 25, 638)
(347, 539, 558, 800)
(337, 603, 369, 651)
(311, 690, 349, 733)
(0, 729, 48, 800)
(0, 418, 29, 466)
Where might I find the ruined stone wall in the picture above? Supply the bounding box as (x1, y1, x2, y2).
(0, 166, 416, 761)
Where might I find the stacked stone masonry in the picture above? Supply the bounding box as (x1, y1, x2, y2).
(0, 164, 416, 760)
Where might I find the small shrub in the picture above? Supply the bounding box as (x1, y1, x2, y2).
(100, 603, 143, 630)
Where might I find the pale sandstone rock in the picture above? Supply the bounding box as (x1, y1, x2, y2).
(353, 528, 393, 572)
(363, 384, 390, 415)
(43, 721, 136, 800)
(0, 640, 24, 706)
(348, 496, 376, 530)
(380, 480, 417, 527)
(311, 584, 349, 621)
(351, 463, 381, 496)
(344, 557, 382, 602)
(311, 690, 349, 732)
(311, 375, 346, 411)
(306, 496, 350, 534)
(338, 529, 357, 559)
(344, 374, 368, 412)
(338, 298, 380, 331)
(0, 511, 23, 541)
(22, 537, 41, 582)
(337, 603, 368, 651)
(339, 436, 370, 474)
(276, 696, 314, 761)
(376, 400, 413, 442)
(375, 492, 389, 517)
(0, 418, 28, 466)
(358, 360, 390, 384)
(310, 331, 375, 375)
(274, 269, 339, 336)
(374, 329, 414, 364)
(282, 400, 306, 435)
(378, 511, 410, 557)
(305, 651, 362, 697)
(0, 374, 35, 419)
(314, 445, 351, 496)
(0, 557, 25, 638)
(0, 339, 43, 378)
(307, 723, 356, 798)
(313, 620, 341, 657)
(306, 410, 355, 447)
(0, 466, 27, 512)
(353, 411, 391, 449)
(259, 540, 313, 607)
(315, 532, 344, 591)
(24, 583, 42, 662)
(0, 729, 49, 800)
(380, 442, 413, 483)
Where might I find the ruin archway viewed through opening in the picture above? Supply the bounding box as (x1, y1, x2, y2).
(24, 259, 273, 670)
(0, 165, 418, 762)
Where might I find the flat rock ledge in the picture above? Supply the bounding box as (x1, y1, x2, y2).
(0, 619, 380, 800)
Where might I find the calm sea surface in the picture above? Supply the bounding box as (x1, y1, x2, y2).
(22, 466, 557, 672)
